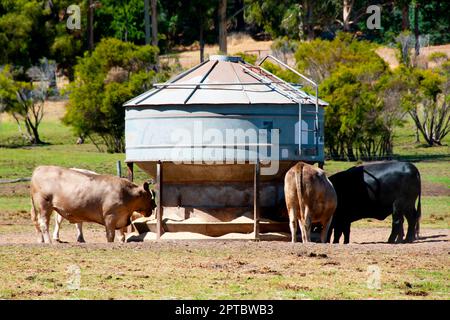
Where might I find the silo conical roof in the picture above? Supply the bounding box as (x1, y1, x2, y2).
(124, 55, 327, 107)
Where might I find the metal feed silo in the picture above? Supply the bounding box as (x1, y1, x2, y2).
(124, 55, 328, 240)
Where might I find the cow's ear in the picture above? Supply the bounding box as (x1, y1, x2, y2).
(143, 182, 150, 193)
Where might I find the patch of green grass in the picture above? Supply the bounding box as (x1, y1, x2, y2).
(0, 197, 30, 213)
(393, 118, 450, 160)
(413, 162, 450, 186)
(0, 120, 76, 147)
(421, 196, 450, 228)
(0, 119, 149, 183)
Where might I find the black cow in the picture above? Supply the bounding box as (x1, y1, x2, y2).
(327, 161, 421, 244)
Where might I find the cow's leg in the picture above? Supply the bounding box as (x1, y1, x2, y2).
(326, 217, 334, 243)
(31, 203, 44, 243)
(343, 222, 351, 244)
(389, 205, 404, 243)
(76, 223, 85, 243)
(119, 227, 126, 243)
(288, 207, 298, 243)
(39, 213, 52, 244)
(332, 222, 343, 244)
(104, 215, 116, 243)
(53, 214, 63, 242)
(320, 218, 333, 243)
(404, 207, 416, 243)
(33, 195, 52, 244)
(302, 206, 312, 243)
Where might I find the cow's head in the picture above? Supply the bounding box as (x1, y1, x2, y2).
(136, 182, 156, 217)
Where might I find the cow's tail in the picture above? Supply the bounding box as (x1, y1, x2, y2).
(415, 169, 422, 240)
(30, 195, 39, 228)
(295, 163, 305, 223)
(326, 215, 334, 243)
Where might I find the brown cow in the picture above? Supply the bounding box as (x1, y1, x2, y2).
(31, 165, 155, 243)
(51, 168, 149, 243)
(284, 162, 337, 243)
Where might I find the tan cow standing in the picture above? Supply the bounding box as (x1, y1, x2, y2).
(51, 168, 147, 243)
(31, 165, 155, 243)
(284, 162, 337, 243)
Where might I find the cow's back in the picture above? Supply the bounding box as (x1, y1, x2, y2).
(285, 163, 337, 223)
(31, 166, 124, 223)
(302, 166, 337, 222)
(330, 161, 420, 221)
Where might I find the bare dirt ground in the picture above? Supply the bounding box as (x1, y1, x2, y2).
(0, 221, 448, 245)
(0, 224, 448, 299)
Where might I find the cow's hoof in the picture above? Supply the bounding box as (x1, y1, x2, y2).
(77, 238, 86, 243)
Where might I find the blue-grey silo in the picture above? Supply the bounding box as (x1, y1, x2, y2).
(124, 55, 327, 233)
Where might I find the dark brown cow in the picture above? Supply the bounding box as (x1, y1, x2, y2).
(31, 165, 155, 243)
(284, 162, 337, 243)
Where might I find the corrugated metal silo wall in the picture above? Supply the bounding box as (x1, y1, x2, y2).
(125, 103, 324, 220)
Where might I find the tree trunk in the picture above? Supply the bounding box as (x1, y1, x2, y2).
(234, 0, 245, 31)
(144, 0, 151, 45)
(305, 0, 314, 40)
(30, 124, 42, 145)
(346, 142, 356, 161)
(401, 3, 410, 30)
(88, 0, 94, 51)
(414, 1, 420, 57)
(199, 21, 205, 63)
(25, 116, 43, 145)
(218, 0, 227, 54)
(343, 0, 354, 32)
(151, 0, 158, 47)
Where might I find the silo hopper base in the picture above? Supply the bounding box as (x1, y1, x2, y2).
(132, 215, 290, 239)
(127, 231, 291, 242)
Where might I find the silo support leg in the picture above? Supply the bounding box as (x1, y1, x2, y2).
(156, 161, 164, 240)
(127, 162, 134, 181)
(254, 161, 260, 241)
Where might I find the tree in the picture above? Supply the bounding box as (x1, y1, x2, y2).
(401, 65, 450, 146)
(0, 0, 52, 68)
(396, 0, 411, 30)
(294, 33, 396, 160)
(218, 0, 227, 53)
(295, 32, 386, 82)
(342, 0, 354, 32)
(63, 38, 161, 153)
(0, 62, 52, 145)
(244, 0, 340, 41)
(151, 0, 158, 47)
(144, 0, 151, 44)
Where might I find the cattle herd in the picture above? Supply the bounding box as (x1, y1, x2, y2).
(30, 161, 421, 244)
